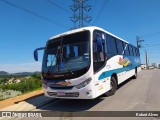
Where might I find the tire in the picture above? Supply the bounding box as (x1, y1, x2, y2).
(104, 76, 117, 96)
(132, 68, 137, 79)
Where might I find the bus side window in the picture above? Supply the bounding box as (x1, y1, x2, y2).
(116, 39, 124, 55)
(132, 47, 136, 56)
(123, 43, 129, 56)
(93, 32, 105, 62)
(106, 34, 117, 58)
(135, 47, 139, 56)
(93, 31, 106, 73)
(137, 48, 140, 56)
(129, 45, 133, 56)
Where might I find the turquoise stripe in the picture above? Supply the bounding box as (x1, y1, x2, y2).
(98, 64, 140, 80)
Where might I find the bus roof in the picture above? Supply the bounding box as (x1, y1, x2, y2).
(49, 26, 129, 44)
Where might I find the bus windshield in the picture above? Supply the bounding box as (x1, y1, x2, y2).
(42, 31, 90, 74)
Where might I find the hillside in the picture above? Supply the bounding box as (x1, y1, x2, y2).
(0, 71, 41, 78)
(0, 71, 9, 75)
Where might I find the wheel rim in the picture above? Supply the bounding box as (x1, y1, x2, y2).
(135, 72, 137, 77)
(110, 81, 114, 91)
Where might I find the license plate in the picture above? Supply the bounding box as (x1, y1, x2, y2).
(57, 92, 65, 96)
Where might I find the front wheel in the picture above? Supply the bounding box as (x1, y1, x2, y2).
(104, 76, 117, 96)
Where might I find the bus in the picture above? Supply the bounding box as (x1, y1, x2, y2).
(34, 26, 141, 99)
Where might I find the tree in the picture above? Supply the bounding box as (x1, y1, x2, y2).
(0, 78, 9, 84)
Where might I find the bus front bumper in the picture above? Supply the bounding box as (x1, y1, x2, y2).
(43, 86, 95, 99)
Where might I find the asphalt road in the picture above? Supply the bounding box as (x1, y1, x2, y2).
(16, 69, 160, 120)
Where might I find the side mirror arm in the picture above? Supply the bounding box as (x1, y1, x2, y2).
(34, 47, 45, 61)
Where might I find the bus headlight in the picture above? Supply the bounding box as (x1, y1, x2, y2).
(42, 79, 48, 89)
(75, 77, 92, 89)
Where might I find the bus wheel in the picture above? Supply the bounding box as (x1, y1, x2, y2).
(132, 68, 137, 79)
(104, 76, 117, 96)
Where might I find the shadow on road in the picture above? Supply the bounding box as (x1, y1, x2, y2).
(25, 78, 134, 112)
(117, 78, 133, 90)
(99, 77, 133, 98)
(39, 97, 104, 112)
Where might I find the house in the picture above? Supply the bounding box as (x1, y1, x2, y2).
(151, 63, 159, 68)
(7, 78, 21, 84)
(141, 64, 146, 69)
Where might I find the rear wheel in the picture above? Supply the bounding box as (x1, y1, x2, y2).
(132, 68, 137, 79)
(104, 76, 117, 96)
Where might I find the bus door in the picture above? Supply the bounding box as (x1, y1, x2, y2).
(93, 31, 110, 96)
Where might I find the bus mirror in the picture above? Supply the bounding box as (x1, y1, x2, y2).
(96, 37, 103, 52)
(34, 50, 38, 61)
(34, 47, 45, 61)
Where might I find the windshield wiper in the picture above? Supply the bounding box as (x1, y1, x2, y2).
(68, 69, 74, 75)
(47, 47, 60, 74)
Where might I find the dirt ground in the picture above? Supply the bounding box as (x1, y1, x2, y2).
(0, 89, 43, 109)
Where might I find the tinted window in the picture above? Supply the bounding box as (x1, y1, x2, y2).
(123, 42, 129, 55)
(93, 30, 106, 73)
(135, 48, 137, 56)
(116, 39, 124, 54)
(106, 34, 117, 55)
(137, 48, 140, 56)
(129, 45, 133, 56)
(43, 31, 90, 75)
(132, 47, 136, 56)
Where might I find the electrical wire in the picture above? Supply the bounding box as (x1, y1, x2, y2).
(141, 32, 160, 38)
(93, 0, 110, 25)
(144, 43, 160, 48)
(0, 0, 69, 29)
(46, 0, 72, 14)
(92, 0, 99, 14)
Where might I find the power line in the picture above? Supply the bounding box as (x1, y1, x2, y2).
(0, 0, 69, 29)
(144, 43, 160, 48)
(92, 0, 99, 15)
(93, 0, 110, 25)
(141, 32, 160, 38)
(93, 0, 98, 8)
(46, 0, 72, 14)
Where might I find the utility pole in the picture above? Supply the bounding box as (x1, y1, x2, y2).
(70, 0, 92, 29)
(136, 36, 149, 69)
(145, 51, 149, 69)
(136, 36, 144, 48)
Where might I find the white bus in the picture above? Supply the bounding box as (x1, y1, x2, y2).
(34, 26, 141, 99)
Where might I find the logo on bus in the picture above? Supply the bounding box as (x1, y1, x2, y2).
(56, 81, 71, 86)
(47, 81, 72, 87)
(118, 57, 131, 67)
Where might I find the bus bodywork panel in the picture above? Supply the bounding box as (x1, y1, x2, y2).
(35, 26, 141, 99)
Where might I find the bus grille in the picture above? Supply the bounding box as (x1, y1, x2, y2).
(49, 86, 74, 90)
(47, 92, 79, 97)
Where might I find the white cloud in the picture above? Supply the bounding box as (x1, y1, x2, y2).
(0, 62, 42, 73)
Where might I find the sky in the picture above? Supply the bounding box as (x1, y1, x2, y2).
(0, 0, 160, 73)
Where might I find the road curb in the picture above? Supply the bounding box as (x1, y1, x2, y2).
(0, 95, 58, 111)
(0, 95, 59, 120)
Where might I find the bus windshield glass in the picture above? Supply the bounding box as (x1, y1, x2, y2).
(42, 31, 90, 74)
